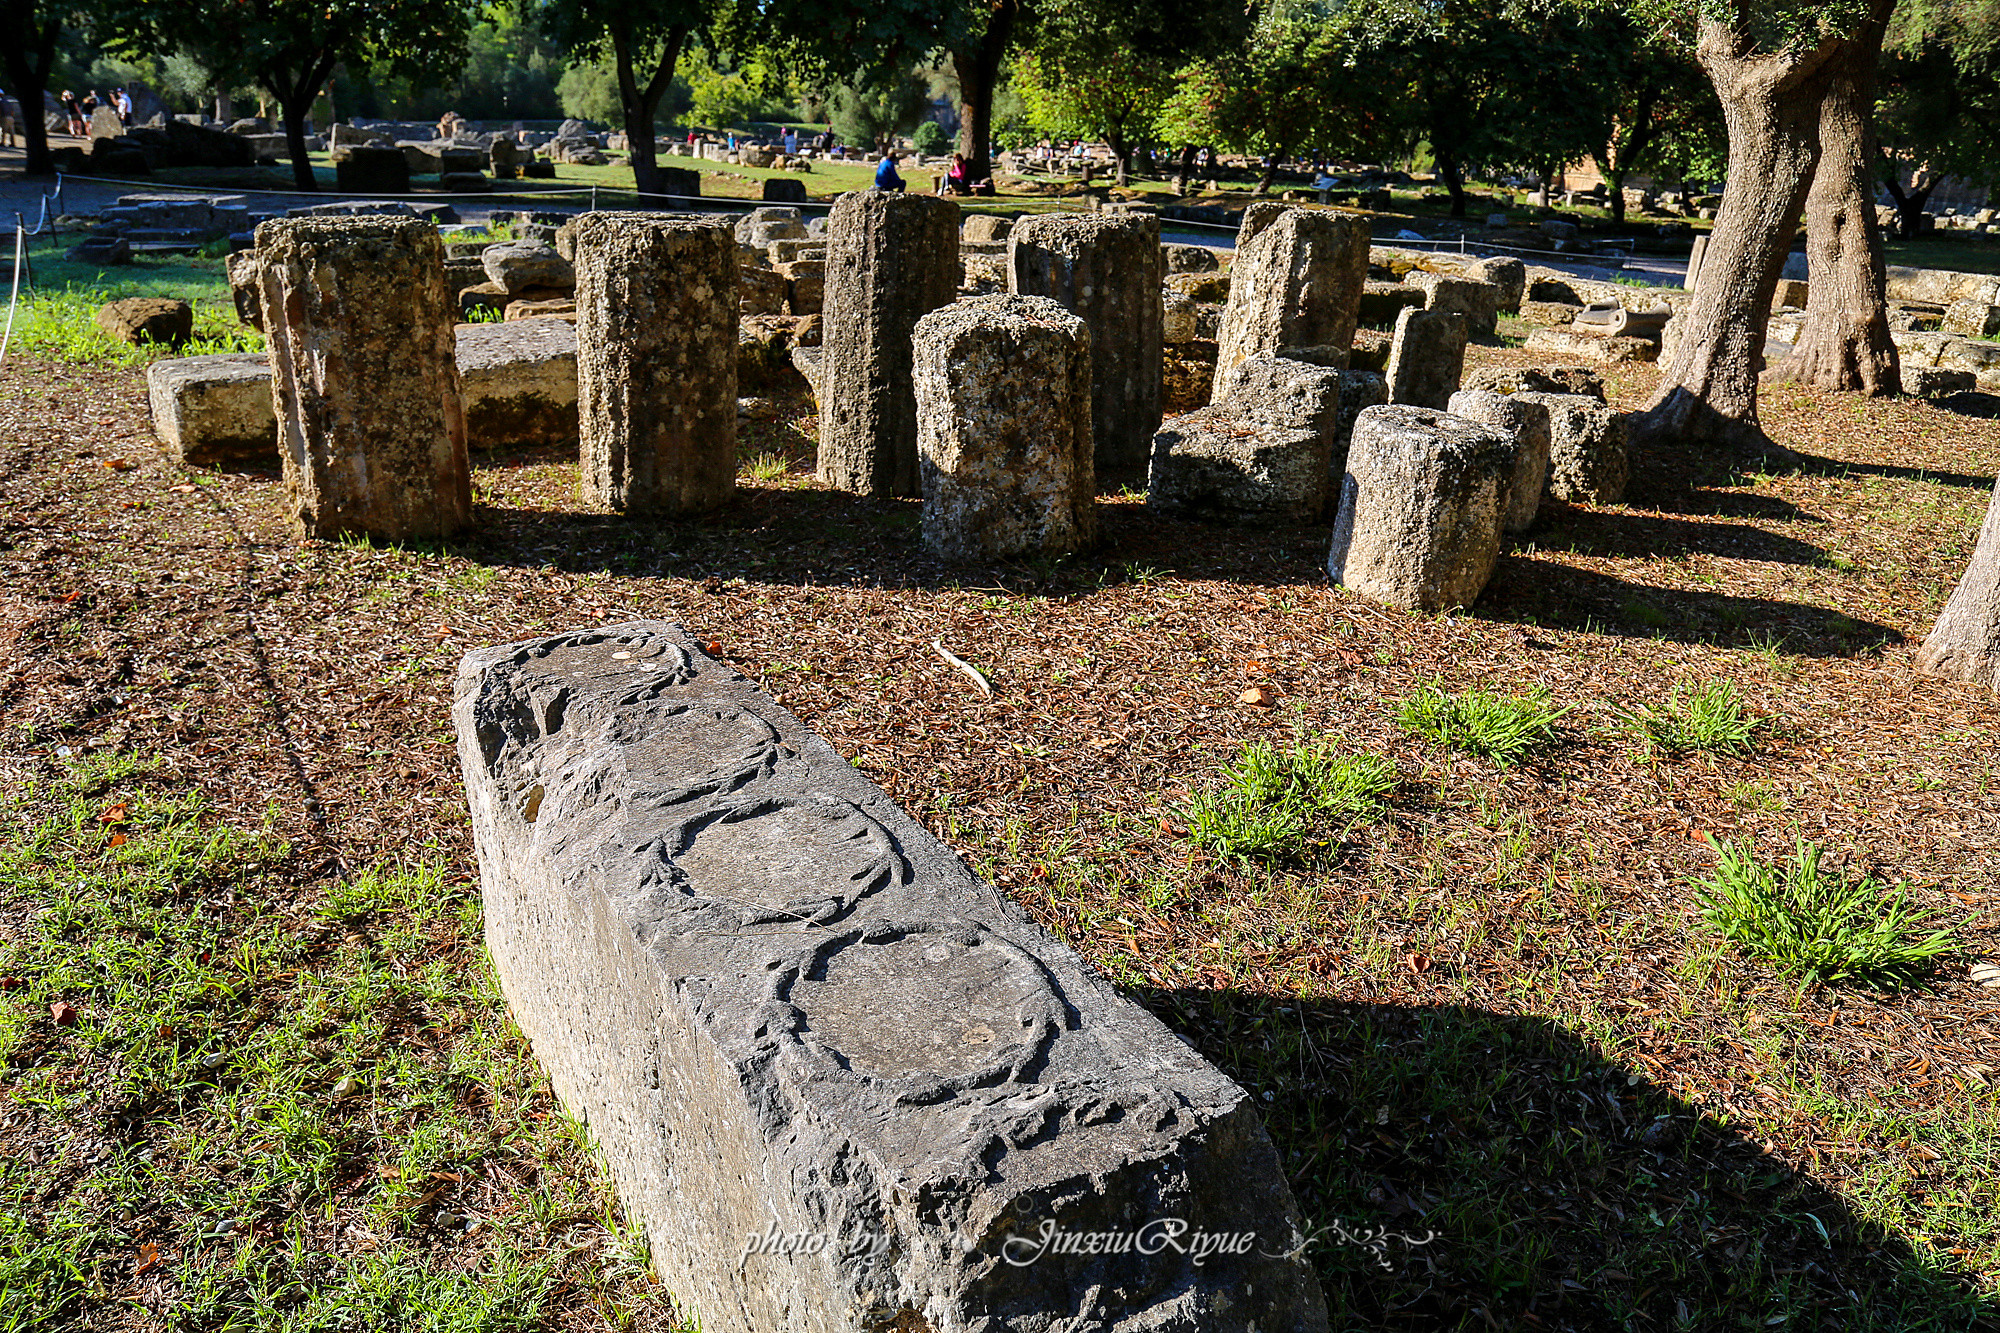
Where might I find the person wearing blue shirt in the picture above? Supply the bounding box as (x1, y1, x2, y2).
(874, 153, 906, 192)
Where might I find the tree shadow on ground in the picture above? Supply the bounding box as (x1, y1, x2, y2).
(1136, 984, 1999, 1332)
(1477, 558, 1901, 658)
(456, 483, 1340, 598)
(1528, 502, 1829, 566)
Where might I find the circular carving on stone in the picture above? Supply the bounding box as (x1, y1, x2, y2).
(621, 700, 787, 806)
(515, 628, 697, 690)
(651, 796, 906, 928)
(774, 921, 1063, 1101)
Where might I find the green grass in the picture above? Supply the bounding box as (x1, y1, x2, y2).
(1184, 739, 1395, 864)
(1692, 839, 1959, 989)
(1395, 683, 1569, 765)
(0, 760, 685, 1330)
(7, 237, 257, 366)
(1615, 679, 1761, 758)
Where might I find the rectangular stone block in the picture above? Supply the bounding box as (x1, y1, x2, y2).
(456, 319, 580, 451)
(454, 623, 1328, 1333)
(145, 353, 274, 467)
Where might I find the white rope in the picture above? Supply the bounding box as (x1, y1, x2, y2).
(0, 224, 25, 373)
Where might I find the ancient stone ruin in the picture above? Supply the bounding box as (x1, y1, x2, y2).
(571, 213, 739, 516)
(1007, 212, 1164, 484)
(253, 215, 471, 541)
(817, 193, 961, 498)
(1150, 352, 1344, 526)
(912, 294, 1097, 560)
(454, 623, 1330, 1333)
(1213, 208, 1370, 391)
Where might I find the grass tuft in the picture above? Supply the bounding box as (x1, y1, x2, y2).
(1395, 683, 1568, 765)
(1616, 679, 1761, 757)
(1692, 839, 1958, 989)
(1185, 739, 1394, 864)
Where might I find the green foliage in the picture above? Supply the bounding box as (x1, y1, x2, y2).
(1010, 44, 1172, 158)
(1184, 740, 1395, 864)
(912, 119, 948, 153)
(1692, 840, 1959, 989)
(825, 72, 928, 149)
(1615, 679, 1761, 757)
(1396, 684, 1568, 765)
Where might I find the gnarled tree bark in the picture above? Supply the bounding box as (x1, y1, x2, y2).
(1627, 16, 1844, 454)
(1775, 0, 1900, 395)
(1918, 478, 2000, 689)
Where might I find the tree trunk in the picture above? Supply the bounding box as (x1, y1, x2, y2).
(1775, 5, 1899, 396)
(1608, 167, 1628, 224)
(0, 1, 59, 176)
(950, 0, 1019, 185)
(1174, 144, 1196, 194)
(1437, 156, 1468, 218)
(1880, 166, 1936, 240)
(1107, 128, 1129, 188)
(1917, 478, 2000, 689)
(614, 24, 688, 199)
(216, 90, 233, 124)
(1258, 143, 1288, 195)
(1627, 18, 1842, 455)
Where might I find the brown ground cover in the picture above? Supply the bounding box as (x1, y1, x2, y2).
(1, 326, 1997, 1331)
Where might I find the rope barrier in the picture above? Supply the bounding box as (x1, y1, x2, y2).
(0, 225, 27, 373)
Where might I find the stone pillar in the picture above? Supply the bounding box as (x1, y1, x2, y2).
(1513, 391, 1629, 504)
(818, 192, 960, 498)
(914, 295, 1094, 560)
(254, 216, 470, 542)
(1213, 208, 1370, 395)
(1008, 212, 1163, 485)
(1410, 270, 1501, 338)
(1385, 307, 1469, 409)
(1447, 389, 1553, 534)
(1329, 405, 1510, 611)
(571, 213, 738, 516)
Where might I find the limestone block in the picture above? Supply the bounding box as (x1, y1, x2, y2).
(1214, 209, 1369, 391)
(1163, 242, 1220, 273)
(1147, 356, 1341, 528)
(1942, 298, 2000, 339)
(961, 214, 1012, 244)
(1385, 307, 1468, 409)
(1904, 365, 1977, 398)
(1358, 282, 1423, 327)
(1461, 365, 1605, 402)
(1163, 292, 1197, 345)
(1518, 301, 1581, 328)
(482, 241, 574, 295)
(453, 622, 1330, 1333)
(226, 250, 263, 329)
(1446, 389, 1552, 533)
(913, 295, 1095, 560)
(571, 213, 738, 515)
(739, 265, 789, 315)
(1512, 392, 1627, 504)
(1332, 370, 1387, 481)
(761, 177, 808, 204)
(146, 354, 274, 467)
(1008, 212, 1163, 483)
(1775, 278, 1812, 311)
(777, 260, 825, 316)
(818, 192, 960, 498)
(254, 216, 470, 541)
(97, 297, 191, 347)
(1468, 256, 1526, 315)
(1522, 326, 1658, 364)
(735, 207, 807, 245)
(1409, 270, 1501, 339)
(1165, 271, 1231, 304)
(1328, 405, 1509, 611)
(457, 319, 579, 451)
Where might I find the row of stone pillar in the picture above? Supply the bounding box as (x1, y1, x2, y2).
(253, 211, 742, 544)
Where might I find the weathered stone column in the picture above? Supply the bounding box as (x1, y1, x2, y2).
(1385, 307, 1469, 409)
(571, 213, 738, 515)
(818, 192, 961, 498)
(254, 216, 470, 542)
(1213, 208, 1370, 394)
(1008, 212, 1162, 483)
(1447, 389, 1553, 534)
(454, 622, 1332, 1333)
(1329, 405, 1510, 611)
(914, 295, 1095, 560)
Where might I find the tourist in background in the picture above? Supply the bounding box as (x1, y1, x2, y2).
(62, 91, 84, 136)
(114, 87, 132, 126)
(874, 151, 905, 192)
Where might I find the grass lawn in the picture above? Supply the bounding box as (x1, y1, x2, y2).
(2, 246, 1999, 1330)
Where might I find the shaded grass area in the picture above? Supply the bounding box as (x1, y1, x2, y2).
(5, 236, 257, 368)
(0, 758, 688, 1332)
